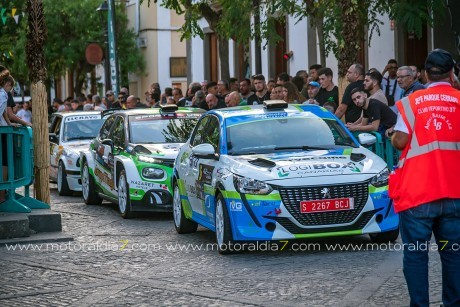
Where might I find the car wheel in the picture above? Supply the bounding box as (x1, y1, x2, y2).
(173, 182, 198, 234)
(81, 161, 102, 205)
(118, 169, 132, 219)
(215, 193, 235, 254)
(57, 161, 72, 196)
(369, 228, 399, 244)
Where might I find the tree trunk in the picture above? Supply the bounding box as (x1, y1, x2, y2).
(26, 0, 50, 204)
(218, 37, 230, 82)
(31, 81, 50, 203)
(315, 18, 326, 67)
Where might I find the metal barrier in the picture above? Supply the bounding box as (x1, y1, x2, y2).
(355, 131, 400, 169)
(0, 126, 50, 212)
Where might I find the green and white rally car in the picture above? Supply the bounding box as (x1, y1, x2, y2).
(80, 106, 205, 218)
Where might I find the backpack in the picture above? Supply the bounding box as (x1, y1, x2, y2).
(385, 78, 397, 106)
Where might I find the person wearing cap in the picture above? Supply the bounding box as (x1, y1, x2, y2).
(303, 81, 320, 105)
(391, 48, 460, 307)
(106, 90, 116, 109)
(335, 63, 365, 123)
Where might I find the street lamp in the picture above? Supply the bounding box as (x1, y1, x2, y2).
(97, 1, 111, 92)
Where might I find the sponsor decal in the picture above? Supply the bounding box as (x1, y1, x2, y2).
(65, 115, 101, 122)
(195, 181, 204, 200)
(94, 168, 115, 190)
(189, 155, 199, 168)
(230, 201, 242, 212)
(276, 162, 361, 177)
(198, 164, 214, 185)
(250, 201, 272, 207)
(129, 180, 159, 190)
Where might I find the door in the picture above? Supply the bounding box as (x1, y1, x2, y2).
(93, 116, 118, 196)
(49, 115, 62, 180)
(405, 27, 428, 67)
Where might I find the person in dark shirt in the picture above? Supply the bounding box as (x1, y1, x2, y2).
(346, 88, 396, 138)
(335, 63, 364, 123)
(247, 74, 271, 105)
(316, 67, 339, 108)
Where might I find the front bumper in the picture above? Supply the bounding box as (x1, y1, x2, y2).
(129, 189, 173, 212)
(222, 183, 398, 241)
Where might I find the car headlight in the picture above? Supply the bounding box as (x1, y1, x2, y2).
(138, 155, 162, 164)
(233, 174, 273, 195)
(370, 168, 389, 187)
(142, 167, 165, 179)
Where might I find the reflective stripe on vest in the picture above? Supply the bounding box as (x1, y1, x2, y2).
(397, 95, 460, 168)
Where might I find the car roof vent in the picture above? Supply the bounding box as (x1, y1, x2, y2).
(263, 100, 288, 110)
(160, 105, 179, 112)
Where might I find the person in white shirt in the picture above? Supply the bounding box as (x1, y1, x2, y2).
(16, 101, 32, 124)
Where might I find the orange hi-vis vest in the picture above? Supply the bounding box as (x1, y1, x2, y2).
(390, 84, 460, 213)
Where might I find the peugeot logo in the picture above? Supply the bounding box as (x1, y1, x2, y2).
(321, 188, 331, 199)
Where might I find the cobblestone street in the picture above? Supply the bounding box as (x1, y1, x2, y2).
(0, 186, 444, 306)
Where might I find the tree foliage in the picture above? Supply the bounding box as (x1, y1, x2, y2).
(1, 0, 145, 95)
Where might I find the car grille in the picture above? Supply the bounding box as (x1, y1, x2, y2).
(276, 181, 369, 226)
(265, 210, 377, 234)
(159, 159, 175, 168)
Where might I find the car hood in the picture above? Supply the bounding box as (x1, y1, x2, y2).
(140, 143, 183, 159)
(63, 140, 93, 153)
(222, 148, 387, 182)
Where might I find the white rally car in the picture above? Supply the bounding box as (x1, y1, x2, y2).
(49, 111, 105, 195)
(173, 101, 399, 253)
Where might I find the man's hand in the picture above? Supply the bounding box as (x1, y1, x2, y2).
(385, 126, 394, 138)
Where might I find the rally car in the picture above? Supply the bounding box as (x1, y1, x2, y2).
(80, 106, 205, 218)
(172, 101, 399, 253)
(49, 111, 105, 195)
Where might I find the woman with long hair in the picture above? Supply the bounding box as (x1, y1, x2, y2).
(282, 81, 306, 104)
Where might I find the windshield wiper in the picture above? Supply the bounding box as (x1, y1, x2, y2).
(274, 145, 329, 151)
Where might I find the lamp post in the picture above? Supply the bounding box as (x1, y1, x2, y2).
(97, 0, 119, 95)
(97, 1, 111, 92)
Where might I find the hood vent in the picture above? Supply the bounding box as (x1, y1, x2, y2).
(350, 153, 366, 162)
(248, 158, 276, 168)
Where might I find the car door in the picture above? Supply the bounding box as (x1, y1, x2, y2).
(183, 115, 209, 217)
(92, 115, 118, 196)
(184, 115, 221, 224)
(49, 115, 62, 180)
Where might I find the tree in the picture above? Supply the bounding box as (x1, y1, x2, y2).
(26, 0, 50, 204)
(3, 0, 145, 97)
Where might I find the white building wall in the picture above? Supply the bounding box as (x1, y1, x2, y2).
(287, 15, 309, 75)
(156, 6, 172, 88)
(368, 14, 396, 73)
(190, 18, 208, 82)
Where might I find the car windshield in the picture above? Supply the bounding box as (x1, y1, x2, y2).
(62, 118, 104, 142)
(129, 115, 199, 144)
(226, 116, 356, 155)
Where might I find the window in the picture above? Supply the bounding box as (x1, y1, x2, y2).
(190, 116, 209, 147)
(203, 116, 220, 152)
(99, 116, 116, 140)
(111, 117, 126, 149)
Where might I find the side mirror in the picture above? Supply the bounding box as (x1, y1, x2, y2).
(192, 143, 216, 159)
(102, 139, 114, 149)
(358, 133, 377, 146)
(49, 133, 59, 144)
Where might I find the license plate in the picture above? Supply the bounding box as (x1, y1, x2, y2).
(300, 198, 354, 213)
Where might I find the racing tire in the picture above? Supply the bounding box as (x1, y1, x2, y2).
(118, 169, 133, 219)
(172, 182, 198, 234)
(81, 161, 102, 205)
(369, 228, 399, 244)
(57, 161, 72, 196)
(215, 193, 236, 254)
